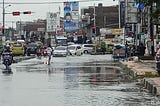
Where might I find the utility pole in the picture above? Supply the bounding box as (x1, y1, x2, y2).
(150, 4, 154, 57)
(93, 3, 96, 40)
(2, 0, 5, 37)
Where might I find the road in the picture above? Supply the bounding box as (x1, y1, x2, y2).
(0, 54, 160, 106)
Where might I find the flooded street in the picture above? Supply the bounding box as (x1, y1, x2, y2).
(0, 55, 160, 106)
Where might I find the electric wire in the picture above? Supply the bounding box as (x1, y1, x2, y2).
(0, 0, 101, 5)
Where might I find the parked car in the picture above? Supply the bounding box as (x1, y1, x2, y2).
(11, 42, 24, 56)
(26, 43, 38, 56)
(53, 46, 68, 57)
(82, 44, 95, 54)
(68, 44, 83, 56)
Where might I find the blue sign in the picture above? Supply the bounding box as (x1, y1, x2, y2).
(132, 2, 144, 10)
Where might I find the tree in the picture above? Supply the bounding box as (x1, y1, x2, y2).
(136, 0, 160, 24)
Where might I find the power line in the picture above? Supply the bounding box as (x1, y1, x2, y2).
(0, 0, 101, 5)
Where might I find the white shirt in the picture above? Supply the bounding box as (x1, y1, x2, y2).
(46, 47, 52, 55)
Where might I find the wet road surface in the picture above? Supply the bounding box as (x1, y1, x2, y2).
(0, 54, 160, 106)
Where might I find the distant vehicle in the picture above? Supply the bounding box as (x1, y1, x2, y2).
(55, 36, 68, 46)
(112, 44, 126, 60)
(17, 39, 25, 44)
(67, 42, 75, 46)
(26, 43, 38, 56)
(35, 41, 43, 47)
(53, 46, 68, 57)
(82, 44, 94, 54)
(11, 42, 24, 55)
(68, 44, 83, 56)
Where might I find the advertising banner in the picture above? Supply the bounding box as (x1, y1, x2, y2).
(64, 2, 79, 33)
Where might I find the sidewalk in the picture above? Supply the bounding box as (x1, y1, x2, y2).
(120, 58, 160, 96)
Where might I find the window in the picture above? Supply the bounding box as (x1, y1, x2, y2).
(84, 44, 93, 47)
(77, 46, 81, 49)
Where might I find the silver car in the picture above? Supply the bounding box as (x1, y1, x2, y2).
(68, 44, 83, 56)
(82, 44, 94, 54)
(52, 46, 68, 57)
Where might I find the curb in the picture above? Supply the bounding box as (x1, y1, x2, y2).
(120, 60, 158, 78)
(120, 60, 160, 96)
(143, 78, 160, 96)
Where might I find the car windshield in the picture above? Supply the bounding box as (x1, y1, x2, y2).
(28, 43, 37, 47)
(13, 43, 22, 47)
(55, 46, 66, 50)
(68, 46, 75, 50)
(84, 45, 94, 47)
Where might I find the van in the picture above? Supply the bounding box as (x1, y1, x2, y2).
(82, 44, 95, 54)
(68, 44, 83, 56)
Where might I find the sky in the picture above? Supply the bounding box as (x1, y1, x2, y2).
(0, 0, 118, 28)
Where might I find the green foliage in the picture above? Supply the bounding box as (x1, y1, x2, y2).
(136, 0, 158, 6)
(94, 41, 106, 53)
(136, 0, 160, 24)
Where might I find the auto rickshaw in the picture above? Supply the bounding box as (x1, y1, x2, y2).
(112, 44, 126, 60)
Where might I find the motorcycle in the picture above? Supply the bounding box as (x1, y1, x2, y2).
(43, 49, 47, 57)
(2, 52, 13, 74)
(36, 48, 42, 58)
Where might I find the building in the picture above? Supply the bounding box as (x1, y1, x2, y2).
(16, 19, 46, 43)
(81, 6, 119, 29)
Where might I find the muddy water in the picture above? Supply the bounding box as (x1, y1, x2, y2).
(0, 61, 160, 106)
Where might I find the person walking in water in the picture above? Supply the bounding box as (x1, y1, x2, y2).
(45, 45, 53, 65)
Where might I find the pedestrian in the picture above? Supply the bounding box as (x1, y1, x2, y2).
(23, 43, 27, 56)
(45, 45, 53, 65)
(125, 41, 129, 59)
(139, 43, 146, 56)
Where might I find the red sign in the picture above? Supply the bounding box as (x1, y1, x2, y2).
(23, 11, 31, 14)
(92, 26, 96, 30)
(12, 12, 20, 16)
(2, 25, 5, 30)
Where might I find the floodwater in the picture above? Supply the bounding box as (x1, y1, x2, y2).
(0, 56, 160, 106)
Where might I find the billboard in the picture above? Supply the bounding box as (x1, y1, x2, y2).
(64, 2, 79, 33)
(46, 12, 60, 32)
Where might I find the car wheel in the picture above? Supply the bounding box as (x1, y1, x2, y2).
(84, 50, 88, 54)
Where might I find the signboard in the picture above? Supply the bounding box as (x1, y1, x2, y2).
(112, 29, 123, 35)
(125, 0, 137, 23)
(46, 12, 60, 32)
(64, 2, 79, 33)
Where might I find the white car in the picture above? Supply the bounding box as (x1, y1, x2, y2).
(52, 46, 68, 57)
(68, 44, 83, 56)
(82, 44, 94, 54)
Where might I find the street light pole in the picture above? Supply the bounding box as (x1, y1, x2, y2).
(2, 0, 11, 38)
(93, 3, 96, 40)
(2, 0, 5, 37)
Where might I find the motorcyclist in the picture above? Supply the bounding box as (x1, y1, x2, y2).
(2, 44, 13, 65)
(36, 45, 42, 57)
